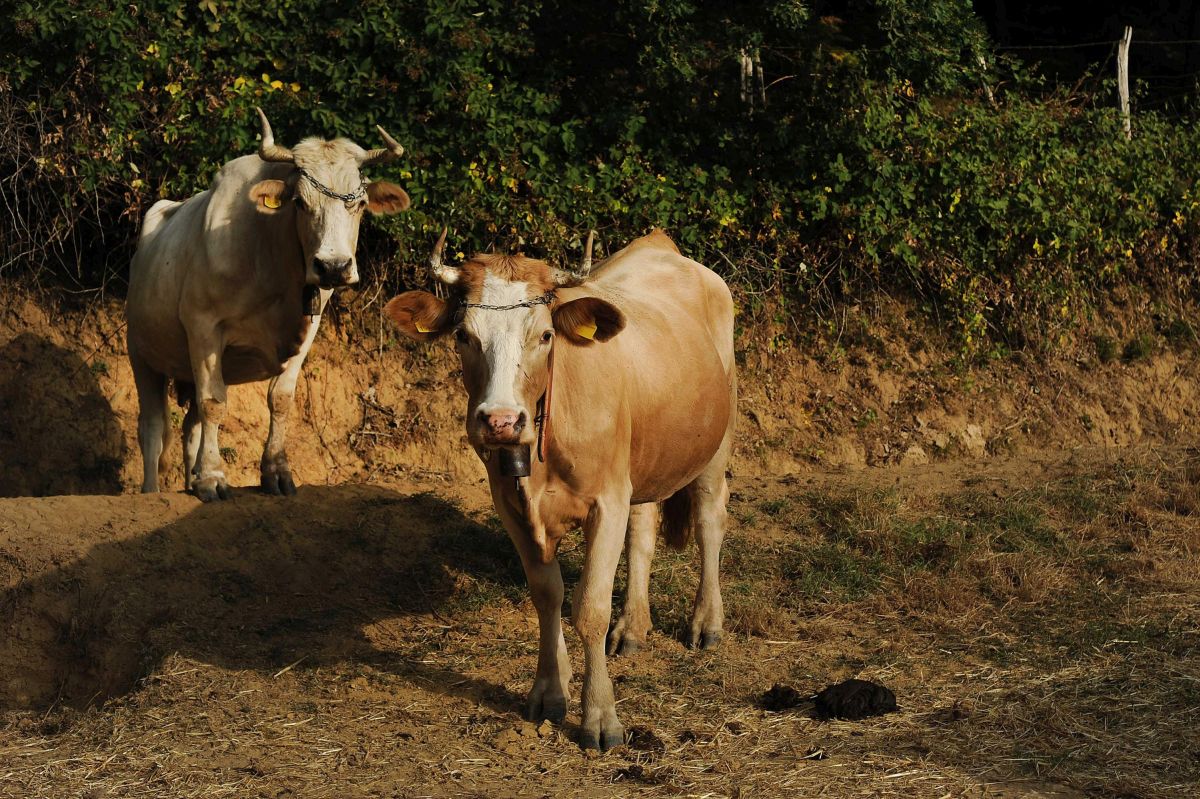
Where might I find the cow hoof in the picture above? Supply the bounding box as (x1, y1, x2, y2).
(261, 472, 297, 496)
(606, 632, 642, 657)
(193, 477, 230, 502)
(526, 694, 567, 724)
(579, 725, 625, 752)
(606, 616, 649, 657)
(689, 629, 724, 650)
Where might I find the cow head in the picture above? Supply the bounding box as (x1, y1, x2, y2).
(385, 231, 625, 449)
(249, 108, 411, 288)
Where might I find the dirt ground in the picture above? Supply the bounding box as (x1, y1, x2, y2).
(1, 289, 1198, 798)
(2, 448, 1198, 798)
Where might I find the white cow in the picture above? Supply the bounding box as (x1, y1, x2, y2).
(126, 109, 410, 500)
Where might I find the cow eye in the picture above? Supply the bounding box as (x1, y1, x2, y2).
(540, 330, 553, 344)
(293, 195, 307, 211)
(455, 328, 470, 345)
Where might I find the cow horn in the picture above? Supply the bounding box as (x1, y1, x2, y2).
(429, 227, 461, 285)
(582, 230, 595, 274)
(255, 107, 295, 163)
(359, 125, 405, 166)
(551, 230, 596, 287)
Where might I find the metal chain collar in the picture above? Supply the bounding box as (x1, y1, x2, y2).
(298, 169, 368, 207)
(461, 290, 556, 311)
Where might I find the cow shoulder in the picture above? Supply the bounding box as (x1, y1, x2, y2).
(628, 228, 680, 254)
(199, 156, 293, 273)
(206, 155, 282, 215)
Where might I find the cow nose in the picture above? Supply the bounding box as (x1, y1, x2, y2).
(478, 408, 526, 440)
(313, 257, 353, 285)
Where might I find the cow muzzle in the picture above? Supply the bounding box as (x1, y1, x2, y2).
(312, 257, 358, 288)
(476, 407, 527, 446)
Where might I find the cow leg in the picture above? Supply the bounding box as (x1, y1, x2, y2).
(262, 305, 325, 496)
(260, 374, 297, 495)
(494, 500, 571, 723)
(687, 434, 732, 651)
(607, 502, 657, 656)
(575, 493, 630, 751)
(178, 383, 200, 492)
(130, 347, 169, 493)
(188, 333, 231, 502)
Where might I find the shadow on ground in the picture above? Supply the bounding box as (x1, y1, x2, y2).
(0, 333, 125, 496)
(0, 483, 525, 713)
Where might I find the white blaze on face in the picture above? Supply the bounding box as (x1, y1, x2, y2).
(473, 273, 538, 419)
(293, 163, 367, 286)
(320, 200, 361, 256)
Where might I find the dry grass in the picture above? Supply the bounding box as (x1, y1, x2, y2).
(1, 447, 1198, 798)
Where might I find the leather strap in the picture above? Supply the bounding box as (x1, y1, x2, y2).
(536, 342, 554, 463)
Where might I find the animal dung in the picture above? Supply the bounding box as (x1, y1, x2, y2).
(625, 725, 666, 755)
(759, 683, 805, 711)
(813, 678, 898, 720)
(758, 678, 898, 720)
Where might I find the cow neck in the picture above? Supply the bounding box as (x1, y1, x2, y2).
(504, 341, 555, 562)
(257, 199, 315, 318)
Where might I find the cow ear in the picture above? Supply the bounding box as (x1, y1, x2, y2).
(552, 297, 625, 345)
(366, 180, 411, 215)
(249, 180, 290, 213)
(385, 291, 454, 341)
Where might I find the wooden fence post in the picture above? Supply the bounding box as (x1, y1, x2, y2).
(740, 48, 753, 114)
(754, 48, 766, 109)
(977, 55, 996, 106)
(739, 48, 765, 115)
(1118, 26, 1132, 140)
(739, 47, 768, 113)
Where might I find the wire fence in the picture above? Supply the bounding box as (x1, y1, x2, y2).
(994, 30, 1200, 116)
(997, 38, 1200, 50)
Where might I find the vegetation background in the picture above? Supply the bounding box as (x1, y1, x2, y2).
(4, 0, 1200, 356)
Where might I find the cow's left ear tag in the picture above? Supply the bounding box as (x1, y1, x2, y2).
(415, 321, 433, 334)
(263, 195, 282, 209)
(575, 321, 597, 340)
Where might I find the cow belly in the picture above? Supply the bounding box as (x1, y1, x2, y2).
(220, 314, 312, 384)
(130, 344, 284, 385)
(221, 345, 286, 384)
(129, 312, 308, 384)
(126, 321, 193, 381)
(629, 434, 727, 503)
(628, 393, 731, 503)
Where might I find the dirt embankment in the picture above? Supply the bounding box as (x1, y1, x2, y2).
(0, 287, 1196, 497)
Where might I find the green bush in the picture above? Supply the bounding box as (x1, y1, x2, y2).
(804, 85, 1200, 351)
(4, 1, 1199, 355)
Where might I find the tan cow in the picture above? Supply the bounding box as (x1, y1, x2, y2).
(384, 229, 736, 750)
(127, 109, 410, 500)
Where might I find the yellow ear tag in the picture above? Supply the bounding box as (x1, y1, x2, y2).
(575, 321, 597, 340)
(415, 321, 432, 333)
(263, 195, 281, 209)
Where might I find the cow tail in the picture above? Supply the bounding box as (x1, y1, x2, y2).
(660, 488, 695, 551)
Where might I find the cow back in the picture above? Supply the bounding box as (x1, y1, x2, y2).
(549, 236, 735, 504)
